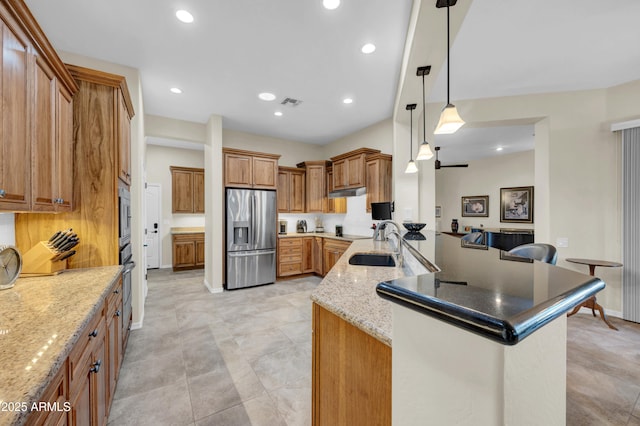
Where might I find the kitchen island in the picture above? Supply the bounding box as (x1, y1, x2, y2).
(310, 231, 604, 426)
(0, 266, 123, 426)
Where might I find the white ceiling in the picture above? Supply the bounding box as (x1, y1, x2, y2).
(24, 0, 640, 160)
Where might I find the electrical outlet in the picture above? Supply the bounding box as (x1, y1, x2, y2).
(556, 237, 569, 248)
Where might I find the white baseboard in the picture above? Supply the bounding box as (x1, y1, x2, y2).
(572, 306, 622, 318)
(204, 278, 223, 293)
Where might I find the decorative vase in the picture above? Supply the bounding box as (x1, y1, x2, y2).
(451, 219, 459, 233)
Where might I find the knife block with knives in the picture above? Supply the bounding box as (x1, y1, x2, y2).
(20, 241, 68, 276)
(20, 229, 79, 277)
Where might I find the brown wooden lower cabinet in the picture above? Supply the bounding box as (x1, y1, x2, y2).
(277, 237, 303, 277)
(172, 233, 205, 271)
(313, 237, 323, 275)
(322, 239, 352, 276)
(277, 237, 351, 278)
(27, 276, 125, 426)
(312, 303, 391, 426)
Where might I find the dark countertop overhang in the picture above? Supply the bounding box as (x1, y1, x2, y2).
(376, 232, 605, 345)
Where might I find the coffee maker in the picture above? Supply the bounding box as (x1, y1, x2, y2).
(296, 220, 307, 233)
(279, 220, 287, 234)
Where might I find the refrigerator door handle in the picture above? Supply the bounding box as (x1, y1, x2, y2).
(252, 194, 257, 246)
(228, 250, 276, 257)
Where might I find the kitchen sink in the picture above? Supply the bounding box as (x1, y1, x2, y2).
(348, 253, 396, 267)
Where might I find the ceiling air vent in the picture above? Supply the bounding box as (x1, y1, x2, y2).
(280, 97, 303, 107)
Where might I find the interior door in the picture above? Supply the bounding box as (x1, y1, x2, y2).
(145, 183, 161, 269)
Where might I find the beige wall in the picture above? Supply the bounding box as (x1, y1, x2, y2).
(435, 150, 535, 232)
(322, 118, 393, 159)
(146, 114, 206, 143)
(146, 144, 205, 268)
(222, 128, 323, 167)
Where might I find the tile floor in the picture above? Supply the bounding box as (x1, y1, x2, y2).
(108, 269, 318, 426)
(108, 268, 640, 426)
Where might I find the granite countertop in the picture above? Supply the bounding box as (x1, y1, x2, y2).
(0, 266, 123, 426)
(171, 227, 205, 234)
(278, 232, 371, 242)
(310, 239, 428, 346)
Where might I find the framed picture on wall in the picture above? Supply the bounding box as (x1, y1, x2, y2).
(461, 195, 489, 217)
(500, 186, 534, 223)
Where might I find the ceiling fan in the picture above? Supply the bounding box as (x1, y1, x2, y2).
(434, 146, 469, 170)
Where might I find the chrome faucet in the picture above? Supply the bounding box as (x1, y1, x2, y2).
(373, 220, 403, 266)
(373, 220, 401, 241)
(386, 230, 404, 267)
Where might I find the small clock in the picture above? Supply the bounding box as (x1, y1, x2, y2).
(0, 245, 22, 290)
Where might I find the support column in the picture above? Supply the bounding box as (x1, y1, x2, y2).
(204, 115, 224, 293)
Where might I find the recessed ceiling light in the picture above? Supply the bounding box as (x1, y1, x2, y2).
(258, 92, 276, 101)
(496, 147, 503, 151)
(343, 98, 353, 104)
(323, 0, 340, 10)
(274, 111, 283, 117)
(170, 87, 182, 94)
(176, 10, 194, 23)
(361, 43, 376, 54)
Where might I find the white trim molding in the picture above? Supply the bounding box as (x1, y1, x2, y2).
(611, 119, 640, 132)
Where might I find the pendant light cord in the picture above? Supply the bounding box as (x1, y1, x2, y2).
(410, 107, 413, 158)
(446, 4, 450, 105)
(422, 73, 426, 143)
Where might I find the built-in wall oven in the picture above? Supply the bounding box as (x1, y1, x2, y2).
(118, 185, 135, 343)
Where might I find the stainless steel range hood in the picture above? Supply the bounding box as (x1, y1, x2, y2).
(328, 187, 366, 198)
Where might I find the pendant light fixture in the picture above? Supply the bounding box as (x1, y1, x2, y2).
(416, 65, 434, 161)
(405, 103, 418, 174)
(434, 0, 465, 135)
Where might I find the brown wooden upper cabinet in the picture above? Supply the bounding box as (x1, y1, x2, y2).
(296, 160, 329, 213)
(325, 165, 346, 214)
(365, 153, 393, 212)
(118, 93, 132, 186)
(278, 166, 305, 213)
(171, 166, 205, 214)
(0, 1, 78, 212)
(330, 148, 381, 191)
(223, 147, 280, 189)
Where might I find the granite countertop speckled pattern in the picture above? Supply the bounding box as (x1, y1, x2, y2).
(0, 266, 123, 426)
(310, 239, 425, 346)
(171, 227, 205, 234)
(278, 232, 371, 242)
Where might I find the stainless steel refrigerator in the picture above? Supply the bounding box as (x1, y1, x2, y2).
(226, 188, 277, 289)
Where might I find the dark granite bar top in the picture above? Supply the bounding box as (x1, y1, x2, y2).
(376, 231, 605, 345)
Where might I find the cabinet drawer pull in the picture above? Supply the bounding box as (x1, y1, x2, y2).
(90, 360, 102, 373)
(115, 310, 121, 317)
(89, 329, 99, 338)
(113, 289, 120, 294)
(0, 189, 5, 198)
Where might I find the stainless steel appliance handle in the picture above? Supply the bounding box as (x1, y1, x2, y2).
(123, 260, 136, 274)
(252, 194, 257, 246)
(228, 250, 276, 257)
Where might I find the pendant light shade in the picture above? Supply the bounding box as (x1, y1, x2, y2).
(434, 2, 464, 135)
(405, 160, 418, 174)
(405, 103, 418, 174)
(416, 66, 434, 161)
(435, 103, 465, 134)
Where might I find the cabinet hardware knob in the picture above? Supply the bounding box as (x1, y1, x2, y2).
(0, 189, 6, 198)
(90, 359, 102, 373)
(89, 329, 98, 338)
(115, 310, 121, 317)
(113, 289, 120, 294)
